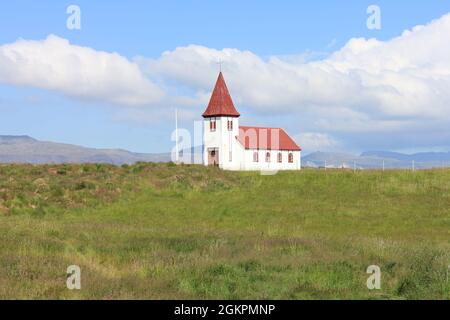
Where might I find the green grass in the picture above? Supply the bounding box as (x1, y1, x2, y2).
(0, 163, 449, 299)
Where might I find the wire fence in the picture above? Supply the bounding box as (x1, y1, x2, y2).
(175, 149, 450, 171)
(305, 159, 450, 171)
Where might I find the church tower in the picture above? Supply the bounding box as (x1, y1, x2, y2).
(202, 72, 240, 169)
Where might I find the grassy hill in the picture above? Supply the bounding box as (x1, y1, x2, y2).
(0, 163, 449, 299)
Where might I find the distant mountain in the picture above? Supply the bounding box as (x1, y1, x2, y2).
(302, 151, 395, 169)
(303, 151, 450, 169)
(0, 135, 171, 165)
(0, 135, 37, 144)
(2, 135, 449, 169)
(361, 150, 450, 162)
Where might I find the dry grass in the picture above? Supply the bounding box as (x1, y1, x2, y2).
(0, 163, 449, 299)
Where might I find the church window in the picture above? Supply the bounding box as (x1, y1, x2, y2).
(265, 152, 271, 162)
(278, 152, 282, 163)
(288, 152, 294, 163)
(253, 151, 259, 162)
(210, 119, 216, 131)
(227, 119, 233, 131)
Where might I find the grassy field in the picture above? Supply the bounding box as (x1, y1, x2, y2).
(0, 163, 449, 299)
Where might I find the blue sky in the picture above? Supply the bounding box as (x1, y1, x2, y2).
(1, 1, 450, 154)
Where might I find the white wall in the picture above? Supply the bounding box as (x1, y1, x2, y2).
(203, 116, 241, 169)
(203, 117, 301, 171)
(203, 117, 219, 166)
(236, 149, 301, 171)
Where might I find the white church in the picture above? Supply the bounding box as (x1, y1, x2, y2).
(202, 72, 301, 171)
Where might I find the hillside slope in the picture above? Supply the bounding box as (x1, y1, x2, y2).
(0, 164, 449, 299)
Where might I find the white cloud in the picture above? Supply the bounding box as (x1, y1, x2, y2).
(137, 12, 450, 132)
(2, 12, 450, 152)
(294, 132, 340, 152)
(0, 35, 164, 106)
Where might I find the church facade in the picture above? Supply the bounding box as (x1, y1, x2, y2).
(202, 72, 301, 171)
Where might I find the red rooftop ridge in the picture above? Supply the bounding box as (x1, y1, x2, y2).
(238, 126, 301, 151)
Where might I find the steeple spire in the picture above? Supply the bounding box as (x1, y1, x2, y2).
(202, 72, 240, 118)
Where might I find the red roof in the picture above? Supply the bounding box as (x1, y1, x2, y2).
(238, 126, 301, 151)
(202, 72, 240, 118)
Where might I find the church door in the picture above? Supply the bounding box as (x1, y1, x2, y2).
(208, 148, 219, 166)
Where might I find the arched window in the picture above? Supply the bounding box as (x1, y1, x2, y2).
(265, 152, 271, 162)
(288, 152, 294, 163)
(227, 119, 233, 131)
(210, 119, 216, 131)
(253, 151, 259, 162)
(277, 152, 282, 163)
